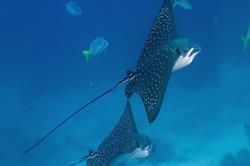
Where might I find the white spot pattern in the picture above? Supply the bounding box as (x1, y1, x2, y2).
(126, 0, 178, 123)
(86, 101, 149, 166)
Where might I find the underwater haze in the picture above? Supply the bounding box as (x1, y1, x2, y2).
(0, 0, 250, 165)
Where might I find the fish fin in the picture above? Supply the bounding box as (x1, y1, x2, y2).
(241, 35, 248, 51)
(83, 50, 91, 61)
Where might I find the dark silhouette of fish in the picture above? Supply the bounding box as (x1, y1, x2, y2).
(125, 0, 201, 123)
(70, 101, 153, 166)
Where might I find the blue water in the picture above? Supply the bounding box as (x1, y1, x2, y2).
(0, 0, 250, 165)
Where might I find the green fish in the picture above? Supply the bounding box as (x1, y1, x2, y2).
(83, 37, 109, 61)
(241, 23, 250, 51)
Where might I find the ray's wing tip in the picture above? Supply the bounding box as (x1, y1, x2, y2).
(147, 114, 157, 124)
(146, 107, 161, 124)
(145, 109, 157, 124)
(148, 118, 154, 124)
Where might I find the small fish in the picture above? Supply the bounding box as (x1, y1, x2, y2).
(241, 24, 250, 51)
(173, 0, 192, 10)
(65, 1, 82, 16)
(83, 37, 109, 61)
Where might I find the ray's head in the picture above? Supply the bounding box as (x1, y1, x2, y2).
(130, 134, 153, 159)
(170, 38, 201, 71)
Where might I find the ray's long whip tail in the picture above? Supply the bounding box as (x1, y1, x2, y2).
(24, 71, 135, 154)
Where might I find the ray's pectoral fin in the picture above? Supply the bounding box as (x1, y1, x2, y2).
(126, 48, 178, 123)
(138, 0, 177, 64)
(125, 0, 178, 123)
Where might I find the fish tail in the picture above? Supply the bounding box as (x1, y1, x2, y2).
(241, 35, 248, 51)
(83, 50, 91, 62)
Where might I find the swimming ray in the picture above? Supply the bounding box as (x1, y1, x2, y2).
(85, 100, 152, 166)
(125, 0, 178, 123)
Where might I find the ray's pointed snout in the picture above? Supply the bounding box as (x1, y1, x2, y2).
(193, 44, 202, 54)
(188, 44, 201, 59)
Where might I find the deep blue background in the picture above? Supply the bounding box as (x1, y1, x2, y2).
(0, 0, 250, 165)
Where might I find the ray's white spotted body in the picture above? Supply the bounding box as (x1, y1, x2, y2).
(126, 0, 201, 123)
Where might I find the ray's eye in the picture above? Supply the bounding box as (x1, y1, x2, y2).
(136, 141, 140, 148)
(175, 48, 181, 54)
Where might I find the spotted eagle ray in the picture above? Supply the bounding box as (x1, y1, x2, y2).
(125, 0, 201, 123)
(24, 0, 200, 153)
(69, 101, 153, 166)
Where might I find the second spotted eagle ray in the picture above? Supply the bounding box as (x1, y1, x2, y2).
(24, 0, 200, 153)
(69, 101, 153, 166)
